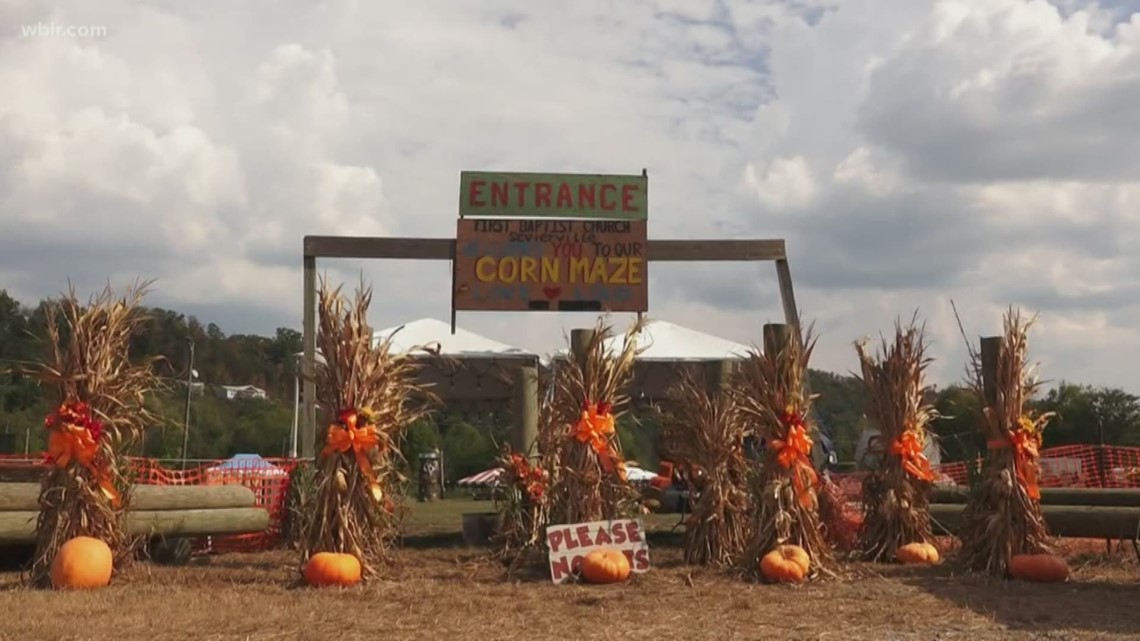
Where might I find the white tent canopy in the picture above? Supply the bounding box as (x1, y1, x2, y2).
(293, 318, 535, 361)
(372, 318, 535, 358)
(290, 318, 534, 457)
(545, 319, 753, 364)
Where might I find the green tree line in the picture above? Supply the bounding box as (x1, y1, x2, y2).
(3, 290, 1140, 480)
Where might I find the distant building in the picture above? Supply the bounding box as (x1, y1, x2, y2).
(181, 381, 206, 396)
(215, 385, 268, 401)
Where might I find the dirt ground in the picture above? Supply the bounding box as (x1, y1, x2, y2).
(2, 541, 1139, 641)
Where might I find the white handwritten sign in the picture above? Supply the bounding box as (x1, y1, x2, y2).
(544, 519, 651, 584)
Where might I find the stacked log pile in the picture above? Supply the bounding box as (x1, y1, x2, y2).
(0, 484, 269, 543)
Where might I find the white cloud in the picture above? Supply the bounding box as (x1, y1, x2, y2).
(744, 155, 818, 209)
(832, 147, 900, 196)
(2, 0, 1140, 398)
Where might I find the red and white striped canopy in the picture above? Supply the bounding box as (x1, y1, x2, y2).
(457, 468, 503, 486)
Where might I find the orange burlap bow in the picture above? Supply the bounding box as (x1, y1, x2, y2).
(44, 401, 121, 508)
(987, 421, 1042, 500)
(890, 431, 935, 483)
(573, 401, 619, 474)
(770, 407, 818, 509)
(322, 409, 385, 502)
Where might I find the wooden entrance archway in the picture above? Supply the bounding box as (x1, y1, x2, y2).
(299, 236, 803, 458)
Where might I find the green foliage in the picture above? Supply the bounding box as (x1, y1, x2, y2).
(926, 381, 1140, 461)
(1034, 382, 1140, 447)
(441, 419, 500, 482)
(0, 289, 301, 459)
(402, 419, 443, 471)
(617, 415, 659, 471)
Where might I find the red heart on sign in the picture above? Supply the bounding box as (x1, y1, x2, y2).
(543, 286, 561, 300)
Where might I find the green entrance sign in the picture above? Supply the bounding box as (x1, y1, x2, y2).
(459, 171, 648, 220)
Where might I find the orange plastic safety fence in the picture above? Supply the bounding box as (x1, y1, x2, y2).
(126, 457, 299, 553)
(826, 444, 1140, 543)
(0, 454, 298, 555)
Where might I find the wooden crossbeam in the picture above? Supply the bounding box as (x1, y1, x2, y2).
(303, 236, 786, 262)
(299, 234, 799, 458)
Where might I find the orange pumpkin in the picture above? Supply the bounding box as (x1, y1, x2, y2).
(303, 552, 363, 587)
(896, 542, 940, 565)
(580, 547, 631, 584)
(50, 536, 113, 590)
(1009, 553, 1069, 583)
(760, 544, 811, 583)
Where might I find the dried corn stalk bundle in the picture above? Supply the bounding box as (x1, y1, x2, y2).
(11, 281, 163, 588)
(545, 316, 647, 526)
(491, 446, 550, 561)
(300, 277, 437, 578)
(854, 316, 939, 562)
(493, 368, 562, 574)
(654, 364, 751, 566)
(733, 323, 834, 579)
(956, 307, 1054, 575)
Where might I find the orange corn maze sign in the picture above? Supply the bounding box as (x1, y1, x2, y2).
(453, 218, 648, 312)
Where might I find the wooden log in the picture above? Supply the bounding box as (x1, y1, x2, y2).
(570, 328, 595, 373)
(0, 483, 256, 512)
(0, 464, 43, 484)
(763, 324, 790, 359)
(705, 359, 735, 394)
(980, 336, 1001, 408)
(932, 486, 1140, 507)
(0, 508, 270, 544)
(930, 503, 1140, 540)
(512, 366, 539, 458)
(127, 508, 270, 538)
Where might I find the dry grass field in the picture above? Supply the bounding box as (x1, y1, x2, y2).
(2, 500, 1139, 641)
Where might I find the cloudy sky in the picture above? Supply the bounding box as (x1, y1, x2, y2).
(2, 0, 1139, 393)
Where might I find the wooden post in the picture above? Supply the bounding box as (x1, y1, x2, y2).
(773, 261, 817, 403)
(763, 323, 819, 427)
(705, 359, 734, 395)
(763, 323, 790, 361)
(512, 366, 539, 457)
(774, 260, 800, 336)
(570, 329, 595, 373)
(980, 336, 1001, 408)
(302, 255, 317, 459)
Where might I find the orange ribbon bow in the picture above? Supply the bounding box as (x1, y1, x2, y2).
(890, 431, 935, 483)
(987, 425, 1042, 500)
(770, 408, 818, 509)
(573, 401, 619, 474)
(44, 401, 121, 508)
(322, 409, 385, 503)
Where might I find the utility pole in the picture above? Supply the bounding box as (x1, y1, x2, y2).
(181, 337, 195, 469)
